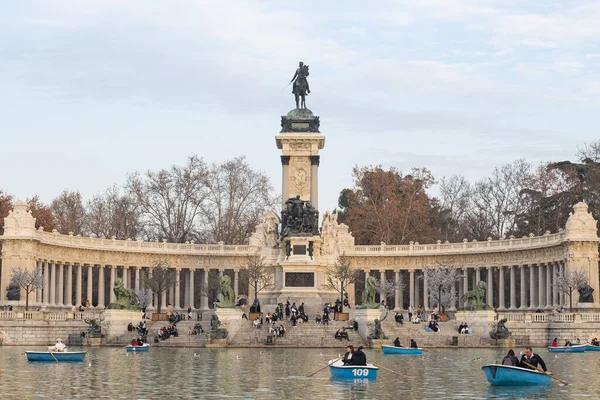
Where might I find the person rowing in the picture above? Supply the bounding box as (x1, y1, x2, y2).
(351, 345, 367, 366)
(410, 339, 418, 349)
(47, 338, 66, 352)
(520, 346, 547, 372)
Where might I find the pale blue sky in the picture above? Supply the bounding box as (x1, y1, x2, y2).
(2, 0, 600, 213)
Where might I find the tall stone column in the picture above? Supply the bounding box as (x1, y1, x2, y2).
(498, 266, 505, 310)
(529, 265, 537, 310)
(57, 262, 64, 306)
(175, 269, 181, 309)
(75, 264, 82, 307)
(394, 271, 401, 310)
(234, 270, 239, 298)
(486, 267, 494, 308)
(409, 270, 415, 307)
(65, 263, 73, 306)
(34, 261, 42, 304)
(310, 156, 320, 209)
(538, 264, 545, 309)
(545, 264, 552, 309)
(189, 269, 195, 309)
(462, 268, 469, 308)
(281, 156, 290, 208)
(50, 262, 56, 305)
(475, 267, 481, 285)
(553, 263, 559, 307)
(135, 267, 140, 292)
(560, 263, 566, 306)
(380, 270, 387, 305)
(423, 271, 429, 311)
(122, 266, 128, 290)
(520, 266, 527, 310)
(161, 290, 167, 312)
(509, 266, 516, 310)
(87, 265, 94, 308)
(43, 261, 50, 305)
(201, 269, 209, 310)
(97, 265, 105, 308)
(109, 266, 116, 304)
(414, 271, 420, 307)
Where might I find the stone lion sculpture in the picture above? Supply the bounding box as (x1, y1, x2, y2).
(215, 276, 235, 308)
(107, 278, 138, 310)
(461, 281, 489, 311)
(359, 275, 379, 309)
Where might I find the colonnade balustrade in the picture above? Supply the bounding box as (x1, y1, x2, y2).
(31, 261, 241, 311)
(361, 261, 568, 312)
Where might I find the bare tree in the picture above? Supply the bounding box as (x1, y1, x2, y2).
(375, 277, 402, 307)
(325, 255, 359, 312)
(241, 254, 274, 303)
(200, 156, 277, 244)
(10, 266, 43, 311)
(554, 268, 589, 311)
(133, 289, 153, 309)
(438, 175, 471, 242)
(425, 265, 462, 314)
(87, 185, 142, 239)
(51, 190, 87, 235)
(127, 155, 209, 243)
(142, 260, 177, 314)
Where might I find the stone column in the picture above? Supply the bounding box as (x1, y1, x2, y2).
(219, 269, 224, 279)
(175, 269, 181, 309)
(498, 266, 505, 310)
(43, 261, 50, 305)
(75, 264, 82, 307)
(462, 268, 469, 308)
(423, 271, 429, 311)
(161, 291, 167, 312)
(509, 266, 516, 310)
(109, 266, 116, 304)
(529, 265, 537, 310)
(310, 156, 320, 209)
(545, 264, 552, 309)
(552, 262, 559, 307)
(394, 271, 401, 310)
(50, 262, 56, 305)
(189, 269, 195, 309)
(380, 270, 387, 305)
(234, 270, 239, 298)
(414, 271, 420, 307)
(538, 264, 545, 309)
(135, 267, 140, 292)
(57, 262, 64, 306)
(475, 267, 481, 285)
(65, 263, 73, 306)
(520, 266, 527, 310)
(201, 269, 209, 310)
(409, 270, 415, 307)
(34, 261, 42, 304)
(98, 265, 105, 308)
(486, 267, 493, 308)
(560, 263, 566, 306)
(122, 266, 128, 290)
(87, 265, 94, 308)
(281, 156, 290, 208)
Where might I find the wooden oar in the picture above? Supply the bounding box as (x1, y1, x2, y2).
(522, 361, 568, 386)
(48, 350, 59, 363)
(370, 362, 401, 377)
(306, 358, 340, 377)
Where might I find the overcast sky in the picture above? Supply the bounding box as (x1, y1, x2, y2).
(2, 0, 600, 213)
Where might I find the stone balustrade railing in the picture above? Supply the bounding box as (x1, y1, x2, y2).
(500, 312, 600, 323)
(350, 231, 566, 255)
(0, 310, 102, 321)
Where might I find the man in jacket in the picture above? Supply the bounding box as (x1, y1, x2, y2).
(351, 346, 367, 366)
(519, 346, 547, 371)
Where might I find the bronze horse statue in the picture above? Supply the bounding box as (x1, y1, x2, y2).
(291, 62, 310, 109)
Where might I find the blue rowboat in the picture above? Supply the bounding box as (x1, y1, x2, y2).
(482, 364, 551, 386)
(328, 359, 379, 380)
(26, 351, 87, 362)
(382, 345, 423, 355)
(547, 344, 586, 353)
(126, 344, 150, 352)
(585, 344, 600, 352)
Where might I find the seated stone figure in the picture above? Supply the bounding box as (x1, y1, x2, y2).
(215, 276, 235, 308)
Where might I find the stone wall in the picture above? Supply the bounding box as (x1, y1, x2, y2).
(507, 322, 600, 346)
(0, 321, 87, 345)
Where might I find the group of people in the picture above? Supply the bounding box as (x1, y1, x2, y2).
(458, 322, 471, 334)
(427, 320, 441, 332)
(502, 347, 547, 372)
(130, 335, 145, 346)
(156, 325, 178, 341)
(334, 328, 350, 341)
(552, 337, 582, 347)
(187, 323, 204, 335)
(392, 337, 419, 348)
(342, 345, 367, 366)
(394, 312, 405, 325)
(268, 322, 286, 337)
(407, 305, 424, 323)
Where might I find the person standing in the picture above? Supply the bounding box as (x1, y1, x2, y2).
(519, 347, 547, 371)
(408, 305, 413, 322)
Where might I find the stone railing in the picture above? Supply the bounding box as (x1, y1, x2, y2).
(0, 310, 102, 321)
(351, 232, 566, 256)
(500, 312, 600, 323)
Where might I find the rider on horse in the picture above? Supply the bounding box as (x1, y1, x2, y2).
(290, 61, 310, 108)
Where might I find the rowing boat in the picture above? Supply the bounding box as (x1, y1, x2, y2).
(328, 359, 379, 379)
(25, 351, 87, 362)
(126, 344, 150, 352)
(482, 364, 551, 386)
(547, 344, 586, 353)
(584, 344, 600, 352)
(381, 345, 423, 355)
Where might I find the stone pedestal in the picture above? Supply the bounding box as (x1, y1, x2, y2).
(205, 338, 228, 348)
(103, 310, 143, 338)
(370, 339, 389, 349)
(577, 303, 600, 312)
(354, 308, 384, 341)
(85, 338, 102, 347)
(455, 310, 496, 322)
(215, 308, 245, 344)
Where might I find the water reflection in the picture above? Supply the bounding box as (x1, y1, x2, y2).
(0, 346, 598, 399)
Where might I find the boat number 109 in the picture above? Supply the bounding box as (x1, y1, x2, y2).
(352, 369, 369, 376)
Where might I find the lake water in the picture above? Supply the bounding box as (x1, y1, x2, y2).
(0, 346, 596, 399)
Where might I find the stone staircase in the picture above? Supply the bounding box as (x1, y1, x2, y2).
(228, 320, 366, 348)
(380, 317, 494, 348)
(106, 320, 209, 348)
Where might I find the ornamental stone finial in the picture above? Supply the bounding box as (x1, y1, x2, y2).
(565, 201, 598, 240)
